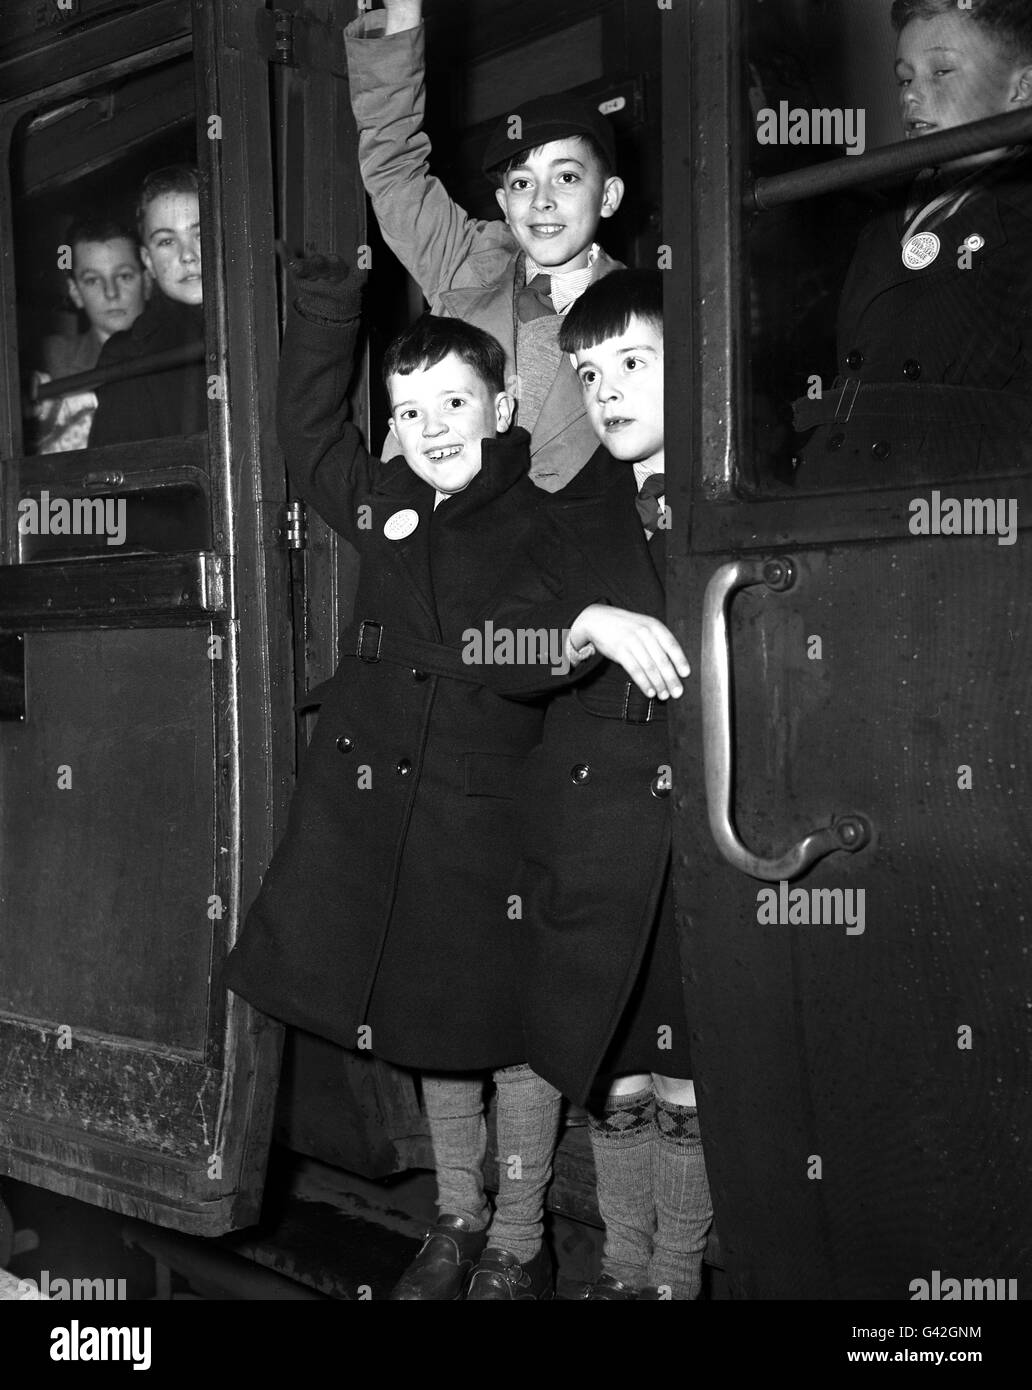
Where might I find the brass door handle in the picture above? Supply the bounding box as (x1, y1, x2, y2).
(701, 557, 870, 882)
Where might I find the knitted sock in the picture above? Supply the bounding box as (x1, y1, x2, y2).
(649, 1096, 713, 1299)
(485, 1063, 563, 1263)
(421, 1073, 489, 1231)
(588, 1087, 656, 1288)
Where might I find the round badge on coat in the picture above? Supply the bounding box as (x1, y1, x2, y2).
(902, 232, 940, 270)
(384, 508, 419, 540)
(960, 233, 985, 253)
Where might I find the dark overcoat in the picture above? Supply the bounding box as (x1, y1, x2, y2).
(91, 290, 206, 447)
(485, 447, 692, 1105)
(223, 299, 548, 1072)
(793, 151, 1032, 484)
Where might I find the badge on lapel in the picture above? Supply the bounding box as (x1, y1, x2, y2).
(384, 509, 419, 541)
(902, 232, 940, 270)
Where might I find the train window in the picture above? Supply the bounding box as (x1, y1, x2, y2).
(737, 0, 1032, 497)
(739, 0, 897, 495)
(3, 51, 212, 559)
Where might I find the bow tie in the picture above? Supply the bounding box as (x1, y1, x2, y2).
(517, 272, 555, 323)
(636, 473, 666, 533)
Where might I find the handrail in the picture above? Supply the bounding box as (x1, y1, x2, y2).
(33, 340, 206, 402)
(745, 107, 1032, 213)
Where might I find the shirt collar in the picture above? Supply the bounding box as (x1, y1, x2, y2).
(524, 243, 601, 314)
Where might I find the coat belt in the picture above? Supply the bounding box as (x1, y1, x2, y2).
(793, 380, 1032, 432)
(348, 620, 481, 682)
(575, 682, 668, 723)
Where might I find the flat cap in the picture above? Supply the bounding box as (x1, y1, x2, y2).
(482, 93, 617, 176)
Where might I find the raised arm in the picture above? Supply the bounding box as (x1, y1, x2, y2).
(276, 255, 378, 538)
(343, 2, 515, 304)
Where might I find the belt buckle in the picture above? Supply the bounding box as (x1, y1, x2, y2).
(621, 681, 655, 724)
(356, 620, 383, 663)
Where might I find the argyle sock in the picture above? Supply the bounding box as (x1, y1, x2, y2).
(484, 1063, 563, 1263)
(588, 1087, 656, 1288)
(649, 1096, 713, 1299)
(421, 1073, 490, 1231)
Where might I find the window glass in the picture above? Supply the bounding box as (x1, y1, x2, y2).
(7, 52, 211, 557)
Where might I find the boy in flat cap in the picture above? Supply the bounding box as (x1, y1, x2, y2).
(344, 0, 625, 492)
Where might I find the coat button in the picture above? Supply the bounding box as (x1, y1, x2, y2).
(396, 757, 413, 776)
(827, 432, 845, 452)
(872, 440, 891, 460)
(845, 350, 864, 370)
(902, 359, 921, 380)
(570, 764, 591, 785)
(336, 736, 354, 754)
(411, 668, 428, 682)
(650, 772, 672, 799)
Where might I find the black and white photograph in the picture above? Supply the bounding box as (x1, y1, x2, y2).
(0, 0, 1028, 1367)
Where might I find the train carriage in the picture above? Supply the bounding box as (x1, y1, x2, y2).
(0, 0, 1028, 1309)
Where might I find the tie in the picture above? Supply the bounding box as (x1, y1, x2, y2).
(636, 473, 666, 534)
(517, 272, 554, 323)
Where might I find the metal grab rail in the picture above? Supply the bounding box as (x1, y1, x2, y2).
(745, 107, 1032, 213)
(32, 340, 206, 402)
(701, 557, 870, 882)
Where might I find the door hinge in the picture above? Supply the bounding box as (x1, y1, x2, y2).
(284, 500, 307, 551)
(265, 8, 296, 66)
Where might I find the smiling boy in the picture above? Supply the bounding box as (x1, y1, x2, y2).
(344, 0, 624, 491)
(91, 165, 206, 446)
(793, 0, 1032, 477)
(226, 254, 575, 1301)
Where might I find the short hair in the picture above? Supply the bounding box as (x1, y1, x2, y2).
(65, 216, 141, 267)
(891, 0, 1032, 62)
(558, 269, 663, 357)
(490, 134, 615, 188)
(383, 314, 507, 398)
(136, 164, 200, 240)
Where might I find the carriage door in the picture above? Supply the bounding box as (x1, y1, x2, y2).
(0, 0, 288, 1234)
(666, 0, 1031, 1297)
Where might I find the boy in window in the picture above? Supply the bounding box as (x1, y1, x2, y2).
(793, 0, 1032, 479)
(32, 216, 147, 453)
(91, 165, 206, 447)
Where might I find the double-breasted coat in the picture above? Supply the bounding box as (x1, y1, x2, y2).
(344, 9, 622, 491)
(482, 447, 692, 1105)
(223, 296, 550, 1072)
(793, 151, 1032, 484)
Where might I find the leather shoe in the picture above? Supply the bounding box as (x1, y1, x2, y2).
(465, 1245, 554, 1300)
(581, 1274, 638, 1300)
(389, 1215, 488, 1300)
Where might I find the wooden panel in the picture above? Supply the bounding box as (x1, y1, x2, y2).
(0, 627, 215, 1049)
